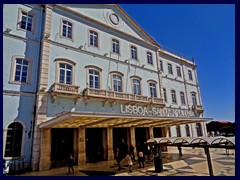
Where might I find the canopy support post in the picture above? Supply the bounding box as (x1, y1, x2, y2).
(204, 147, 214, 176)
(177, 146, 183, 156)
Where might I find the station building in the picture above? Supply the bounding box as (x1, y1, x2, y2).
(3, 4, 212, 171)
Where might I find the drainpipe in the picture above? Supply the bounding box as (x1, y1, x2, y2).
(29, 5, 43, 170)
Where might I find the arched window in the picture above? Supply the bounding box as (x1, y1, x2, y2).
(110, 71, 124, 92)
(5, 122, 23, 157)
(86, 65, 102, 89)
(176, 125, 181, 137)
(191, 92, 197, 105)
(196, 123, 203, 137)
(55, 59, 76, 85)
(147, 52, 153, 65)
(148, 80, 157, 97)
(188, 70, 193, 80)
(185, 124, 190, 137)
(133, 79, 141, 95)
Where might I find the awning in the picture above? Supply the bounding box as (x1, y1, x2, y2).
(147, 136, 235, 147)
(39, 111, 212, 128)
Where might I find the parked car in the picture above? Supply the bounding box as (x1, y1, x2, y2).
(3, 159, 11, 176)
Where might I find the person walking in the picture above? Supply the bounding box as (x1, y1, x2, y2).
(138, 149, 144, 168)
(67, 154, 74, 175)
(126, 152, 133, 173)
(129, 144, 136, 161)
(115, 148, 121, 171)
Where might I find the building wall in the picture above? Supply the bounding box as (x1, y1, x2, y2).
(3, 4, 44, 167)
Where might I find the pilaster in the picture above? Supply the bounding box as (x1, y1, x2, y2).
(39, 128, 51, 171)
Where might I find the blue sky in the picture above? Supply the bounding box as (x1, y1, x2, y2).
(120, 4, 235, 122)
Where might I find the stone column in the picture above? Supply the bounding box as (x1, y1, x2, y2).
(102, 128, 108, 160)
(78, 127, 86, 165)
(73, 129, 78, 164)
(130, 127, 137, 157)
(149, 127, 154, 138)
(107, 127, 114, 160)
(161, 127, 168, 151)
(39, 128, 51, 171)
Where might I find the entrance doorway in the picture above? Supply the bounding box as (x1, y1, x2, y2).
(51, 128, 74, 167)
(86, 128, 105, 163)
(113, 128, 128, 158)
(153, 127, 162, 138)
(135, 127, 149, 153)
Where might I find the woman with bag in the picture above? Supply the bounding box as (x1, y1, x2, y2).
(126, 152, 133, 173)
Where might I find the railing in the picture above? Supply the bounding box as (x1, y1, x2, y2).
(52, 83, 80, 95)
(192, 105, 204, 112)
(86, 88, 164, 105)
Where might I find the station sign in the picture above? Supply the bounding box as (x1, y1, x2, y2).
(120, 104, 195, 118)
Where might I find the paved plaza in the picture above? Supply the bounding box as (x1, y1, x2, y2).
(14, 147, 235, 176)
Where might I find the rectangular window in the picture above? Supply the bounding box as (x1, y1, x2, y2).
(176, 66, 182, 77)
(171, 90, 177, 103)
(131, 46, 137, 60)
(180, 92, 186, 105)
(10, 56, 32, 85)
(160, 60, 164, 71)
(192, 93, 197, 105)
(147, 52, 153, 65)
(19, 10, 34, 32)
(163, 88, 167, 102)
(62, 20, 72, 39)
(168, 63, 173, 74)
(112, 39, 119, 54)
(90, 30, 99, 48)
(188, 70, 193, 80)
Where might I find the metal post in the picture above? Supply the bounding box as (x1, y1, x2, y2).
(204, 147, 214, 176)
(178, 146, 183, 156)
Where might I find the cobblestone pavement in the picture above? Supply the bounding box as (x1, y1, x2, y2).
(14, 147, 235, 176)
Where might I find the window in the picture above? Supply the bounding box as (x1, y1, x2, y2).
(168, 63, 173, 74)
(149, 82, 157, 97)
(4, 122, 23, 157)
(10, 56, 32, 84)
(188, 70, 193, 80)
(89, 70, 100, 89)
(59, 63, 72, 84)
(133, 79, 141, 95)
(176, 66, 182, 77)
(185, 125, 190, 137)
(196, 123, 203, 136)
(112, 39, 120, 54)
(18, 9, 35, 32)
(176, 125, 181, 137)
(180, 92, 186, 105)
(89, 30, 99, 48)
(171, 90, 177, 104)
(163, 88, 167, 102)
(147, 52, 153, 65)
(131, 46, 138, 60)
(160, 60, 164, 72)
(191, 92, 197, 105)
(61, 20, 73, 39)
(113, 75, 122, 92)
(55, 59, 76, 85)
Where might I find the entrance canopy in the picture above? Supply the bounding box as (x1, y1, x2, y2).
(147, 136, 235, 148)
(39, 111, 212, 128)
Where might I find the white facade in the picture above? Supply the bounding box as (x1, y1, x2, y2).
(3, 4, 210, 171)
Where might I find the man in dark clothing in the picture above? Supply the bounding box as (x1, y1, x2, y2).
(115, 148, 121, 170)
(129, 144, 135, 161)
(67, 154, 74, 175)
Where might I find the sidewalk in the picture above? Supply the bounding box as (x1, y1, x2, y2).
(15, 147, 235, 176)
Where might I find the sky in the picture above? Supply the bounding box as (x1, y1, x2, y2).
(120, 4, 235, 122)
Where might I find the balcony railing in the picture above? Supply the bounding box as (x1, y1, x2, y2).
(85, 88, 164, 106)
(192, 105, 204, 113)
(51, 83, 80, 95)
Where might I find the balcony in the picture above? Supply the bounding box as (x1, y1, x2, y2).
(84, 88, 165, 107)
(50, 83, 80, 103)
(192, 105, 204, 114)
